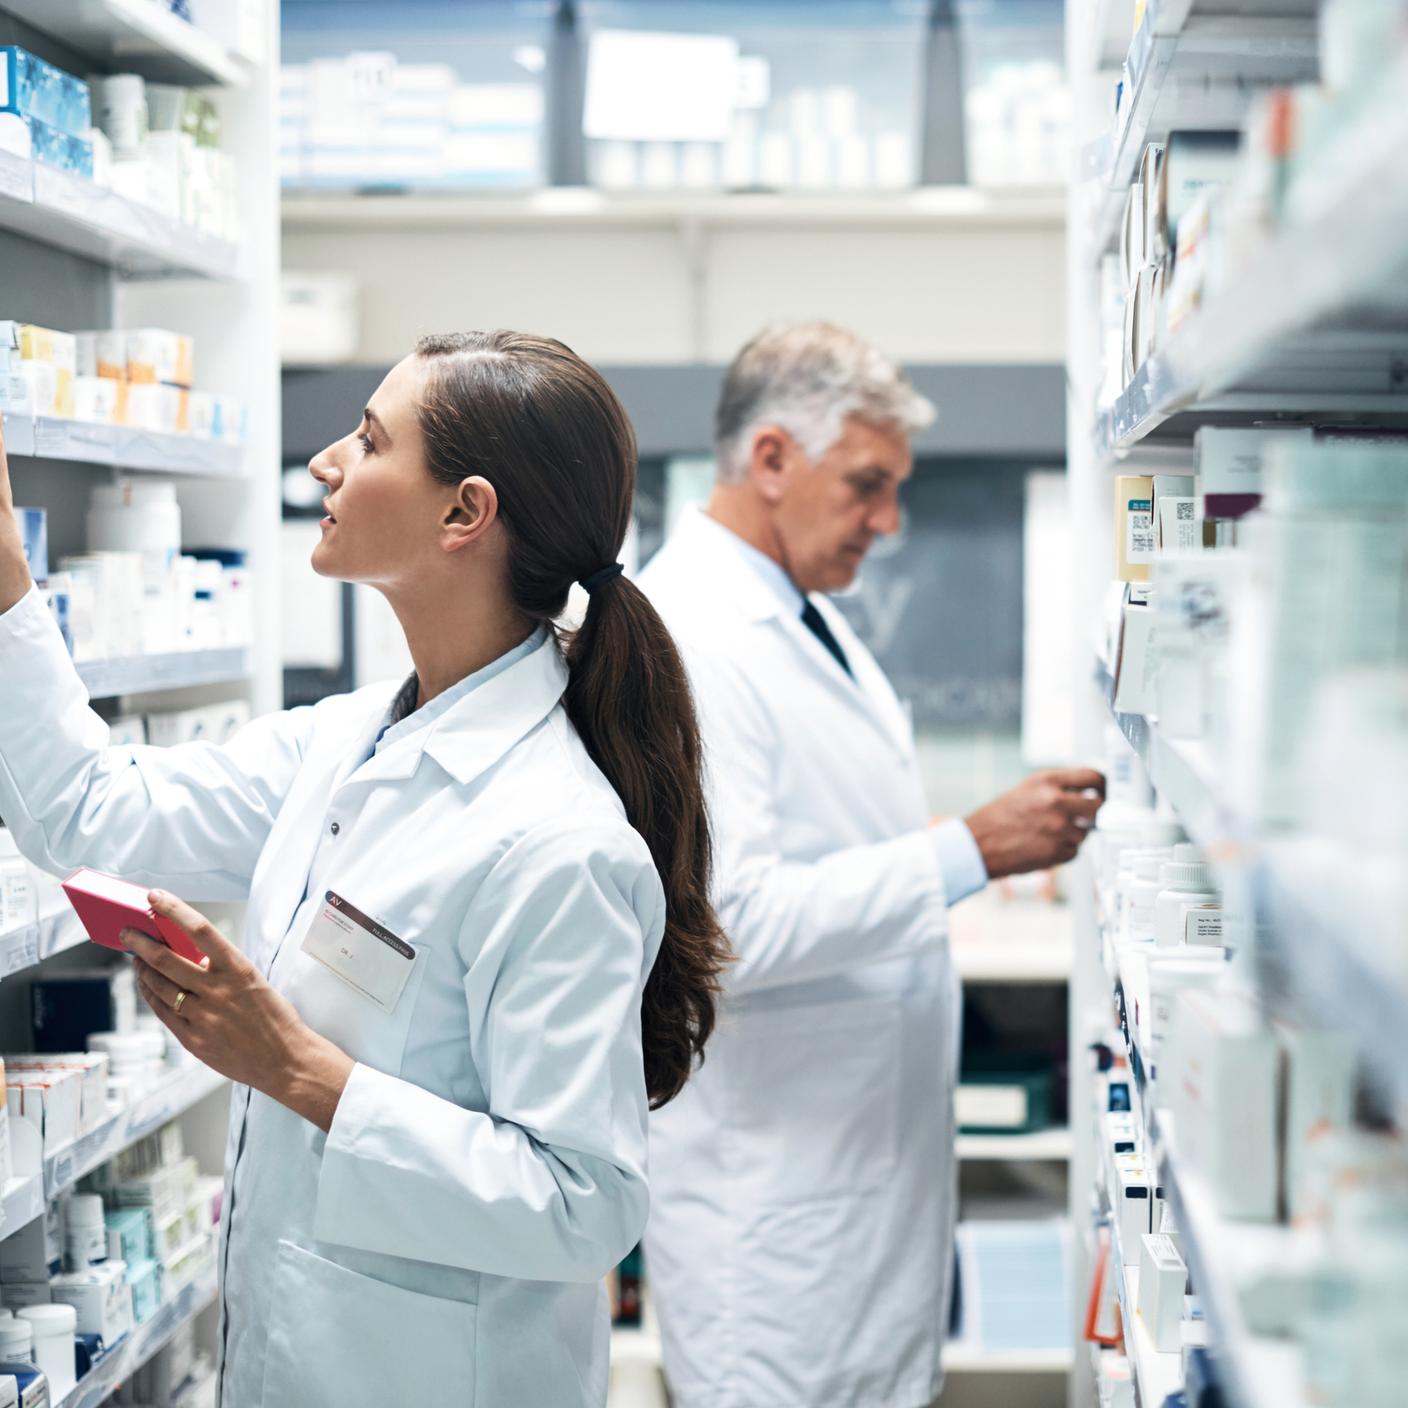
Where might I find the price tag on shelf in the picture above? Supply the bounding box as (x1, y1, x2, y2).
(3, 931, 38, 976)
(50, 1150, 75, 1196)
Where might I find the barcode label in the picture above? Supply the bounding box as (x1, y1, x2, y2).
(1176, 501, 1194, 520)
(1127, 501, 1155, 561)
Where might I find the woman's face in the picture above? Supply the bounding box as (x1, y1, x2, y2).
(307, 355, 453, 587)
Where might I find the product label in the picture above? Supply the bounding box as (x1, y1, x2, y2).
(302, 890, 416, 1014)
(1146, 1233, 1182, 1268)
(1126, 498, 1154, 561)
(1186, 908, 1223, 944)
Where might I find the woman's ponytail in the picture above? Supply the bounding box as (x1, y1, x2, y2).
(415, 331, 729, 1108)
(563, 575, 725, 1105)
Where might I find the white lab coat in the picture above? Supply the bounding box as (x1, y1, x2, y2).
(637, 509, 964, 1408)
(0, 586, 665, 1408)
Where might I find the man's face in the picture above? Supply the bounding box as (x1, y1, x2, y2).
(760, 415, 913, 593)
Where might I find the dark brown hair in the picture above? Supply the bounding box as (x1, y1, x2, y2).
(414, 330, 728, 1108)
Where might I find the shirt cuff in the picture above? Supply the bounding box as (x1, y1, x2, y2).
(929, 818, 988, 906)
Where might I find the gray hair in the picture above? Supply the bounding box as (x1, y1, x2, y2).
(713, 322, 935, 484)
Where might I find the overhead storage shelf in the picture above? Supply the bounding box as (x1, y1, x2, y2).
(1087, 0, 1319, 256)
(0, 148, 244, 281)
(0, 909, 86, 980)
(5, 415, 248, 479)
(0, 0, 249, 87)
(77, 648, 251, 700)
(282, 187, 1066, 231)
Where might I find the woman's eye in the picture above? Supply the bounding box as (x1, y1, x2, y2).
(358, 432, 374, 455)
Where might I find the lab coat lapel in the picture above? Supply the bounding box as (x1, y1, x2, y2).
(675, 509, 910, 757)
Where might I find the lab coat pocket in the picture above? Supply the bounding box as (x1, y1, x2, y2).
(725, 996, 901, 1204)
(261, 1240, 477, 1408)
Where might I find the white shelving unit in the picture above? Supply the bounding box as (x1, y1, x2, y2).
(1068, 1, 1408, 1405)
(282, 186, 1067, 232)
(0, 1, 279, 1393)
(61, 1272, 218, 1408)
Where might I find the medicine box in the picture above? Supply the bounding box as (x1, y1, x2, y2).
(1114, 1155, 1154, 1263)
(125, 329, 194, 389)
(1114, 475, 1155, 582)
(1170, 989, 1278, 1220)
(3, 1054, 109, 1135)
(126, 1257, 161, 1324)
(1152, 474, 1198, 551)
(51, 1259, 133, 1342)
(6, 1067, 81, 1155)
(0, 1210, 59, 1282)
(1274, 1019, 1357, 1221)
(1195, 426, 1313, 520)
(13, 509, 45, 585)
(1136, 1232, 1187, 1352)
(105, 1207, 153, 1268)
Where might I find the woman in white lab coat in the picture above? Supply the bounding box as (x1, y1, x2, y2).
(0, 331, 728, 1407)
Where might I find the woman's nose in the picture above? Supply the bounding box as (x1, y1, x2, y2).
(308, 445, 340, 489)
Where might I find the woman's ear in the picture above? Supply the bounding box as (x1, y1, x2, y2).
(442, 475, 499, 553)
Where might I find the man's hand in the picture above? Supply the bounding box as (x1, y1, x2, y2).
(0, 415, 34, 613)
(965, 769, 1106, 879)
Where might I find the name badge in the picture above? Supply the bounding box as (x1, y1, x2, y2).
(301, 890, 417, 1014)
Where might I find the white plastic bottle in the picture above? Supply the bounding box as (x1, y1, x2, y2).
(1122, 851, 1168, 945)
(1155, 844, 1222, 948)
(64, 1193, 108, 1271)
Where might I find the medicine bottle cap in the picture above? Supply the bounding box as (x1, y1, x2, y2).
(67, 1193, 105, 1227)
(1161, 843, 1212, 893)
(18, 1303, 77, 1332)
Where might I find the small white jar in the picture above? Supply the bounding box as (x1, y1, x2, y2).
(65, 1193, 108, 1272)
(19, 1301, 77, 1399)
(1122, 852, 1167, 945)
(1155, 844, 1220, 948)
(0, 1315, 33, 1362)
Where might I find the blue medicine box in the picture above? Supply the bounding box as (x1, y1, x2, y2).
(0, 47, 91, 137)
(15, 507, 46, 584)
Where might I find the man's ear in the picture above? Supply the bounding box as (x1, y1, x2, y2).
(748, 426, 793, 506)
(442, 475, 499, 553)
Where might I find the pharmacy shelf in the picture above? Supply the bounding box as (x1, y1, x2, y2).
(1094, 344, 1408, 462)
(0, 147, 243, 281)
(957, 1128, 1073, 1162)
(61, 1270, 219, 1408)
(77, 647, 251, 700)
(952, 941, 1073, 983)
(0, 908, 87, 979)
(1110, 1250, 1184, 1408)
(1095, 655, 1230, 854)
(1, 415, 247, 478)
(610, 1327, 663, 1365)
(282, 187, 1067, 231)
(1260, 838, 1408, 1110)
(944, 1344, 1074, 1374)
(0, 1169, 44, 1236)
(0, 1063, 225, 1238)
(1155, 1137, 1308, 1408)
(0, 0, 248, 87)
(1088, 0, 1318, 256)
(1170, 50, 1408, 391)
(44, 1062, 226, 1203)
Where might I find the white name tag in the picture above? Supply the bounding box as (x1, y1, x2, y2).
(301, 890, 417, 1014)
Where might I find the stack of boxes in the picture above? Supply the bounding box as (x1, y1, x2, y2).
(0, 1115, 221, 1395)
(0, 46, 93, 177)
(0, 318, 245, 442)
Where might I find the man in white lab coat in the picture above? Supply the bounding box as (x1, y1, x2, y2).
(637, 323, 1103, 1408)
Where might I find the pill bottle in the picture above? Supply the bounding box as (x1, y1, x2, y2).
(0, 1318, 32, 1362)
(1123, 852, 1167, 945)
(65, 1194, 108, 1271)
(1155, 845, 1220, 948)
(19, 1302, 77, 1399)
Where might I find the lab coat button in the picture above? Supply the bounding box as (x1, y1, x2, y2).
(329, 821, 340, 836)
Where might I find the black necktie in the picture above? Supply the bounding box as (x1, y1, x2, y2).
(800, 600, 853, 678)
